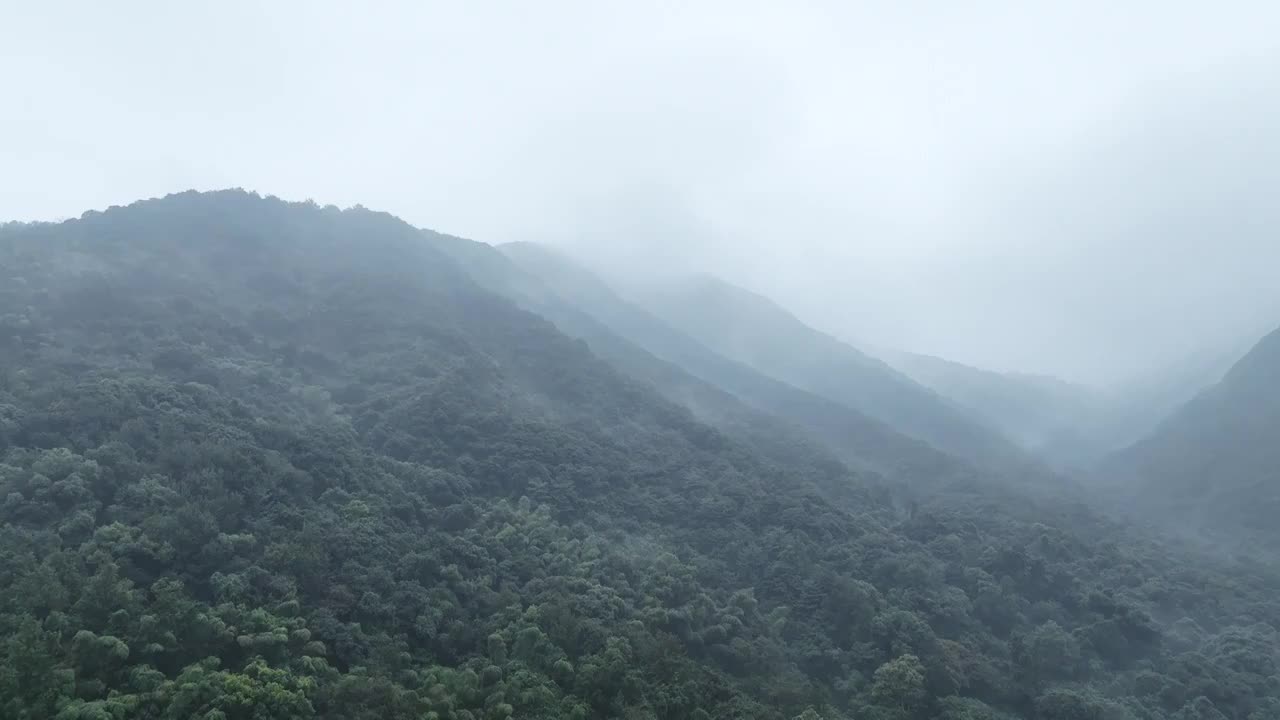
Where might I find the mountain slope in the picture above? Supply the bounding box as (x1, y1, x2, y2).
(0, 192, 890, 718)
(1103, 325, 1280, 550)
(438, 239, 965, 486)
(890, 348, 1243, 473)
(886, 352, 1112, 469)
(622, 275, 1032, 474)
(0, 192, 1276, 720)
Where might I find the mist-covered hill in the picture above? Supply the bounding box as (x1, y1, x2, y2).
(0, 191, 1277, 720)
(438, 240, 970, 486)
(885, 345, 1245, 473)
(884, 352, 1103, 468)
(1102, 325, 1280, 552)
(617, 275, 1034, 476)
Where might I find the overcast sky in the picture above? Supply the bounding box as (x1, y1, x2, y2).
(3, 1, 1278, 384)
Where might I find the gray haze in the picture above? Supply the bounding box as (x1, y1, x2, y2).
(3, 1, 1278, 384)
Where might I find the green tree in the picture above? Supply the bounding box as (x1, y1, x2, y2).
(870, 654, 926, 716)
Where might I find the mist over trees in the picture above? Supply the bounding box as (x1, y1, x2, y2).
(1, 192, 1278, 719)
(3, 2, 1278, 717)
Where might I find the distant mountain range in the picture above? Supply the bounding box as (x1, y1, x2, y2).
(440, 239, 1276, 541)
(475, 241, 1280, 555)
(437, 240, 1046, 488)
(884, 348, 1241, 472)
(616, 272, 1033, 474)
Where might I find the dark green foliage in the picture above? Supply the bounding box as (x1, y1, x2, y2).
(0, 191, 1277, 719)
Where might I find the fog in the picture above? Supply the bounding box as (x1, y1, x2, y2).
(3, 1, 1278, 384)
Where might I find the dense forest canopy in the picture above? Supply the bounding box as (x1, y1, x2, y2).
(0, 191, 1278, 719)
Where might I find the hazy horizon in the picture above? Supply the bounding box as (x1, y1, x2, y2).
(4, 1, 1278, 384)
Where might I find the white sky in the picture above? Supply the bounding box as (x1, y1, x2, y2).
(3, 1, 1278, 383)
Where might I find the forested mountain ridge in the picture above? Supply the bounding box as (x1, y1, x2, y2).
(425, 232, 893, 510)
(437, 239, 1115, 542)
(1101, 324, 1280, 551)
(1, 190, 1278, 720)
(620, 275, 1036, 475)
(436, 239, 968, 487)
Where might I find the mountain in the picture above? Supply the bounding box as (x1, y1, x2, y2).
(889, 347, 1244, 473)
(887, 352, 1092, 443)
(427, 233, 894, 510)
(0, 191, 1277, 720)
(1096, 345, 1246, 450)
(1103, 325, 1280, 551)
(438, 240, 966, 486)
(621, 275, 1032, 473)
(885, 353, 1114, 471)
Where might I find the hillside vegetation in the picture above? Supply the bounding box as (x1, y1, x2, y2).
(0, 192, 1277, 720)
